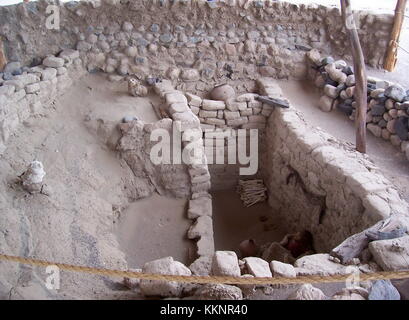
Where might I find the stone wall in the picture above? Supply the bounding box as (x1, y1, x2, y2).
(258, 77, 408, 252)
(0, 50, 85, 154)
(150, 79, 214, 258)
(0, 0, 394, 83)
(185, 91, 271, 190)
(307, 49, 409, 164)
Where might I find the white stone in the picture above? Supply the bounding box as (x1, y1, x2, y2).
(295, 254, 359, 276)
(169, 102, 189, 114)
(197, 235, 215, 257)
(362, 195, 391, 220)
(140, 257, 191, 297)
(25, 83, 40, 94)
(236, 93, 258, 102)
(187, 215, 213, 239)
(243, 257, 272, 277)
(369, 235, 409, 271)
(202, 99, 226, 111)
(165, 92, 188, 105)
(188, 196, 212, 219)
(0, 85, 15, 96)
(21, 161, 46, 193)
(270, 261, 297, 278)
(212, 251, 241, 277)
(59, 49, 80, 64)
(41, 68, 57, 81)
(43, 56, 65, 68)
(189, 255, 212, 276)
(186, 93, 202, 107)
(288, 284, 327, 300)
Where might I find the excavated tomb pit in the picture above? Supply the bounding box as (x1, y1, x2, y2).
(1, 0, 409, 300)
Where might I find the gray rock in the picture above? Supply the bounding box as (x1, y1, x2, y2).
(337, 103, 353, 116)
(321, 56, 335, 66)
(76, 41, 92, 51)
(261, 242, 295, 264)
(122, 21, 133, 32)
(367, 123, 382, 138)
(385, 85, 406, 103)
(371, 104, 386, 116)
(368, 280, 400, 300)
(122, 116, 138, 123)
(4, 61, 21, 74)
(150, 24, 160, 33)
(394, 117, 409, 141)
(3, 72, 13, 81)
(159, 33, 173, 43)
(247, 31, 260, 40)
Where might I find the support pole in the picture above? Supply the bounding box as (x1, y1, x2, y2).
(0, 38, 7, 72)
(384, 0, 407, 72)
(340, 0, 368, 154)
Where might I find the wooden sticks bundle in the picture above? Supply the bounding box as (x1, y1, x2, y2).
(237, 179, 267, 207)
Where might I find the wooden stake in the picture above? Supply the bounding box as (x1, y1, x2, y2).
(384, 0, 407, 71)
(0, 38, 7, 72)
(340, 0, 368, 154)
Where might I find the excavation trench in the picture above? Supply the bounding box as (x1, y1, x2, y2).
(1, 70, 408, 300)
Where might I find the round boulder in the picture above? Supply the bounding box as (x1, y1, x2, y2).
(210, 84, 235, 102)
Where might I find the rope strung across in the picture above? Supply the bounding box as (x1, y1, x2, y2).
(1, 253, 409, 285)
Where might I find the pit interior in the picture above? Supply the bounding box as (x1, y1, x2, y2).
(1, 0, 409, 300)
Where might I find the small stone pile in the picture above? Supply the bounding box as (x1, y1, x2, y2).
(307, 49, 409, 162)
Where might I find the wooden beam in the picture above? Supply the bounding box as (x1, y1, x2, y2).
(340, 0, 368, 154)
(0, 38, 7, 72)
(384, 0, 407, 71)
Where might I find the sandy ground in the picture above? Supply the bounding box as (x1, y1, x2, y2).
(278, 80, 409, 203)
(114, 193, 194, 268)
(212, 190, 289, 254)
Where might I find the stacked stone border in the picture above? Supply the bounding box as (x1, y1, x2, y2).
(307, 49, 409, 162)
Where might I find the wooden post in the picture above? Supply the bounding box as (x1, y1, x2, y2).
(384, 0, 407, 71)
(340, 0, 368, 154)
(0, 38, 7, 72)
